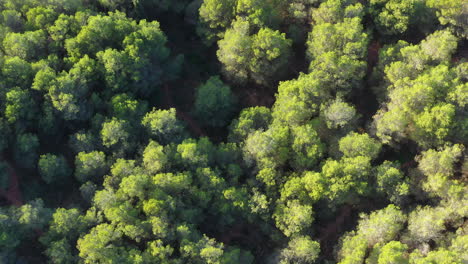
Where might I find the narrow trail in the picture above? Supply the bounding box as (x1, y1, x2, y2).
(367, 40, 381, 74)
(317, 205, 353, 258)
(217, 223, 263, 246)
(352, 40, 381, 125)
(215, 222, 271, 259)
(0, 158, 23, 207)
(163, 84, 206, 137)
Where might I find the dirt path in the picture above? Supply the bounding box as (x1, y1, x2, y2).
(0, 159, 23, 207)
(317, 205, 353, 258)
(216, 222, 272, 260)
(367, 40, 381, 74)
(163, 84, 207, 137)
(352, 40, 382, 126)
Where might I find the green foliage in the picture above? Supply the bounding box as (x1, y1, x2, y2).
(143, 140, 167, 174)
(244, 124, 290, 169)
(142, 108, 186, 144)
(47, 56, 97, 120)
(41, 208, 91, 243)
(357, 205, 406, 246)
(305, 12, 369, 98)
(26, 7, 58, 30)
(272, 73, 326, 125)
(450, 235, 468, 260)
(339, 132, 382, 160)
(407, 206, 447, 243)
(77, 223, 128, 263)
(44, 239, 76, 264)
(74, 151, 107, 183)
(375, 161, 409, 203)
(80, 181, 97, 202)
(228, 106, 272, 143)
(217, 20, 292, 84)
(413, 103, 455, 147)
(280, 176, 311, 204)
(310, 52, 367, 96)
(216, 19, 252, 83)
(38, 154, 72, 184)
(311, 0, 364, 24)
(249, 27, 292, 85)
(417, 144, 464, 197)
(18, 199, 53, 230)
(198, 0, 236, 43)
(279, 236, 320, 264)
(426, 0, 467, 38)
(2, 56, 34, 88)
(100, 118, 130, 149)
(287, 0, 319, 22)
(307, 17, 368, 61)
(194, 76, 236, 127)
(0, 1, 465, 263)
(14, 133, 39, 169)
(69, 130, 98, 154)
(411, 249, 463, 264)
(235, 0, 283, 27)
(48, 13, 81, 50)
(320, 156, 372, 207)
(0, 208, 21, 252)
(3, 30, 47, 60)
(1, 9, 23, 31)
(374, 51, 463, 147)
(32, 66, 56, 92)
(369, 0, 417, 35)
(367, 241, 409, 264)
(97, 0, 129, 10)
(65, 11, 135, 59)
(290, 123, 324, 170)
(110, 93, 148, 121)
(302, 171, 326, 202)
(97, 48, 135, 92)
(338, 233, 368, 264)
(322, 98, 357, 129)
(420, 30, 458, 62)
(274, 199, 314, 237)
(5, 87, 36, 124)
(176, 137, 216, 169)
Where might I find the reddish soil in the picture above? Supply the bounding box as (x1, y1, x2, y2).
(317, 205, 353, 257)
(0, 159, 23, 207)
(217, 222, 271, 258)
(401, 160, 417, 171)
(367, 40, 381, 74)
(178, 111, 207, 137)
(452, 40, 468, 63)
(219, 223, 247, 245)
(238, 87, 275, 108)
(163, 84, 207, 137)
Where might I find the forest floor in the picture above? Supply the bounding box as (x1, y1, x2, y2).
(0, 156, 23, 207)
(155, 11, 384, 262)
(317, 205, 354, 257)
(163, 84, 206, 137)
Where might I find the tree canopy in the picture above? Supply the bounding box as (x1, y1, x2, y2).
(0, 0, 466, 263)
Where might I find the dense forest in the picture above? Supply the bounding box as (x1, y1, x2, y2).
(0, 0, 467, 263)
